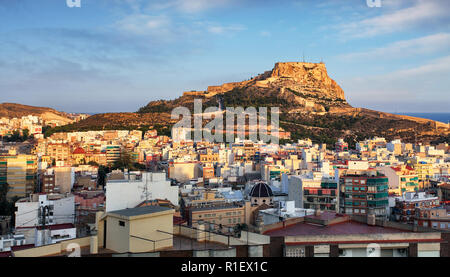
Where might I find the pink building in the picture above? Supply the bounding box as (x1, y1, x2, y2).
(74, 191, 105, 211)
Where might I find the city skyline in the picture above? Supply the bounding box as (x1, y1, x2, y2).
(0, 0, 450, 113)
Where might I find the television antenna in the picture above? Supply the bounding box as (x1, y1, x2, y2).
(139, 178, 152, 202)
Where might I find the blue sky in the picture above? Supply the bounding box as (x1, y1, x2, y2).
(0, 0, 449, 113)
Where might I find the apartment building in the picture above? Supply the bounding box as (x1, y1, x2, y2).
(412, 161, 433, 185)
(46, 143, 70, 163)
(15, 194, 75, 229)
(378, 165, 420, 196)
(392, 192, 440, 223)
(188, 204, 246, 228)
(40, 170, 56, 194)
(414, 207, 450, 230)
(339, 170, 389, 218)
(263, 211, 443, 257)
(0, 151, 37, 199)
(105, 145, 121, 165)
(303, 179, 339, 212)
(105, 172, 179, 212)
(335, 138, 348, 153)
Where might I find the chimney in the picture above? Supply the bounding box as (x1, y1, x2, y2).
(367, 213, 376, 226)
(315, 209, 322, 217)
(90, 236, 98, 255)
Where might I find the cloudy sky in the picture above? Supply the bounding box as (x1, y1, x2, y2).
(0, 0, 449, 113)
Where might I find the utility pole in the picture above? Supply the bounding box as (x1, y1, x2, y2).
(40, 205, 48, 246)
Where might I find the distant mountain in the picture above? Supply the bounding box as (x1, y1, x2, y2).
(0, 103, 75, 125)
(48, 62, 450, 145)
(59, 112, 171, 130)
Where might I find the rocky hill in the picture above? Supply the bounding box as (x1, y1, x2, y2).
(51, 62, 450, 145)
(139, 62, 349, 114)
(0, 103, 75, 125)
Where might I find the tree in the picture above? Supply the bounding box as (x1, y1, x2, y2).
(5, 130, 22, 142)
(0, 182, 8, 201)
(97, 165, 111, 188)
(88, 161, 99, 167)
(22, 129, 29, 141)
(0, 183, 15, 219)
(112, 150, 133, 170)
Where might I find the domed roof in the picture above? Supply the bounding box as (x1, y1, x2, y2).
(72, 147, 86, 155)
(250, 182, 273, 198)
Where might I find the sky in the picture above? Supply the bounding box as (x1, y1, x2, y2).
(0, 0, 449, 113)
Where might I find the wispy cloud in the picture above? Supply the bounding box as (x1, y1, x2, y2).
(343, 55, 450, 112)
(259, 30, 271, 37)
(339, 33, 450, 60)
(385, 55, 450, 79)
(336, 0, 450, 38)
(207, 24, 246, 35)
(116, 14, 173, 37)
(146, 0, 235, 14)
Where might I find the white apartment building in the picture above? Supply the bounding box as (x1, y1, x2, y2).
(105, 172, 179, 212)
(15, 194, 75, 229)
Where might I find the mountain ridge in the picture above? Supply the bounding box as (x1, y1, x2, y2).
(33, 62, 450, 144)
(0, 103, 75, 125)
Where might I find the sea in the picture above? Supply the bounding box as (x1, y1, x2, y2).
(394, 113, 450, 124)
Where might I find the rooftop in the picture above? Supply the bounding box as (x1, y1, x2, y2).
(264, 220, 409, 237)
(109, 206, 172, 217)
(190, 204, 243, 212)
(36, 223, 75, 231)
(307, 211, 346, 222)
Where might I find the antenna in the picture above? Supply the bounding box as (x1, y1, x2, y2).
(139, 177, 152, 202)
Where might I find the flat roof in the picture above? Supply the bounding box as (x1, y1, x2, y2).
(264, 220, 410, 237)
(109, 206, 172, 217)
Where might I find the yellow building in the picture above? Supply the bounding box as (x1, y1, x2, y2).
(412, 161, 433, 189)
(46, 143, 70, 163)
(71, 147, 87, 165)
(199, 152, 219, 163)
(97, 206, 174, 254)
(378, 165, 419, 196)
(0, 151, 37, 199)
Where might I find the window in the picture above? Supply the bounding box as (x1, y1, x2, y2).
(119, 221, 125, 227)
